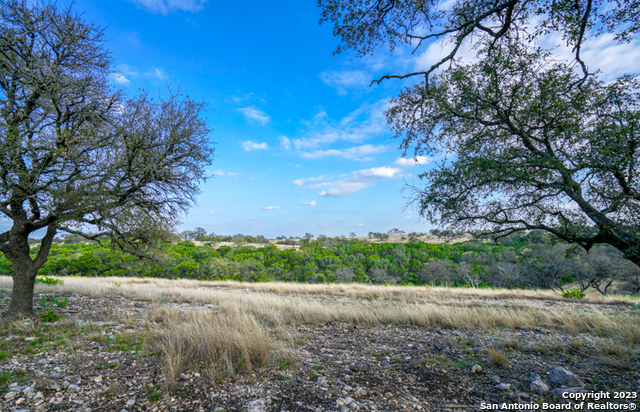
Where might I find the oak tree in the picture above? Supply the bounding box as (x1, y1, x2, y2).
(319, 0, 640, 264)
(0, 0, 214, 317)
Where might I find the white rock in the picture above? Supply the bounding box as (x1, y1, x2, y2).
(531, 378, 550, 394)
(471, 365, 482, 374)
(4, 391, 18, 400)
(549, 367, 584, 387)
(355, 387, 367, 398)
(67, 384, 81, 392)
(496, 383, 511, 390)
(125, 399, 135, 407)
(245, 399, 267, 412)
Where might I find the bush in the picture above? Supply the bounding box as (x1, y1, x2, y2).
(35, 276, 64, 285)
(40, 309, 61, 322)
(563, 289, 586, 299)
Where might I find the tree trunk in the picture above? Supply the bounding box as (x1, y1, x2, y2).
(7, 267, 38, 318)
(2, 223, 57, 319)
(3, 231, 38, 318)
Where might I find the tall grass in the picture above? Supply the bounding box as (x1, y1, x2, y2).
(158, 309, 273, 390)
(3, 276, 638, 345)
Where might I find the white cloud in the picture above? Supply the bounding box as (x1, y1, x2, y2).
(279, 136, 292, 151)
(413, 36, 479, 74)
(299, 144, 386, 161)
(238, 106, 271, 125)
(119, 64, 139, 77)
(411, 25, 640, 83)
(293, 175, 328, 186)
(230, 92, 267, 105)
(242, 141, 269, 151)
(209, 169, 239, 177)
(540, 32, 640, 81)
(262, 206, 280, 210)
(126, 0, 208, 15)
(144, 67, 168, 80)
(393, 156, 434, 168)
(111, 74, 130, 85)
(293, 100, 390, 151)
(301, 200, 316, 206)
(319, 70, 370, 95)
(359, 166, 402, 178)
(304, 165, 405, 197)
(318, 181, 372, 197)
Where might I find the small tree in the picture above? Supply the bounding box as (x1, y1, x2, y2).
(0, 1, 214, 317)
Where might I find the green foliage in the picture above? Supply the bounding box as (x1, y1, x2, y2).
(54, 297, 68, 309)
(563, 289, 586, 299)
(41, 309, 61, 322)
(319, 0, 640, 266)
(35, 276, 64, 285)
(2, 232, 638, 293)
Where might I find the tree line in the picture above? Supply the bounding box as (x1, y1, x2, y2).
(3, 233, 638, 295)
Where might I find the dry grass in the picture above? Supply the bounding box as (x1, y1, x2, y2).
(10, 275, 638, 305)
(1, 276, 639, 347)
(502, 338, 520, 350)
(570, 339, 585, 352)
(487, 348, 508, 367)
(597, 343, 635, 370)
(157, 308, 283, 391)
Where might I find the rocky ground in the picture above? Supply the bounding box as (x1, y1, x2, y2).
(1, 292, 639, 412)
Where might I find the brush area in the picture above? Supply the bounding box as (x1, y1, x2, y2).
(0, 277, 638, 411)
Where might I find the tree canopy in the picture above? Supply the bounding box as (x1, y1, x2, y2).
(319, 0, 640, 265)
(0, 0, 214, 316)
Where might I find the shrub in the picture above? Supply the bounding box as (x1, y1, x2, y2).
(54, 297, 68, 308)
(40, 309, 61, 322)
(35, 276, 64, 285)
(563, 289, 586, 299)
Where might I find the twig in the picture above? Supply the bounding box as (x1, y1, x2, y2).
(569, 348, 593, 358)
(512, 381, 521, 404)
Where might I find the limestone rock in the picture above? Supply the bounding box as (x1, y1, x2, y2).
(531, 378, 550, 394)
(549, 367, 584, 387)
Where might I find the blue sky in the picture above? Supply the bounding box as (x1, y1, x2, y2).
(53, 0, 441, 238)
(17, 0, 640, 239)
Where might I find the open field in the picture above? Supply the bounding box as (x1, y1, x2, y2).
(0, 276, 639, 411)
